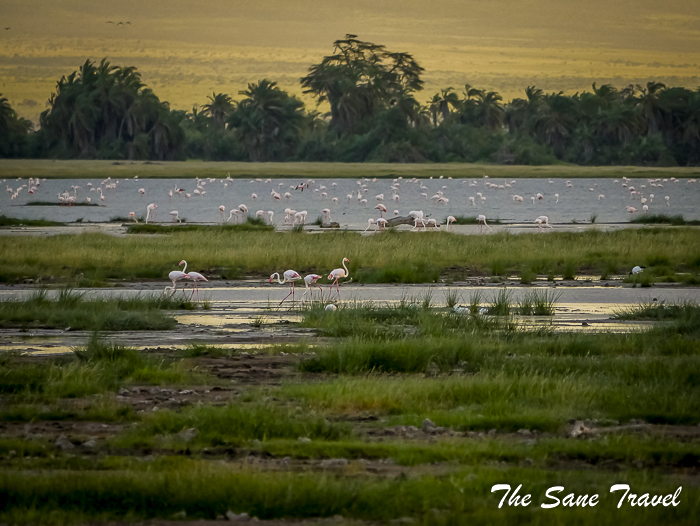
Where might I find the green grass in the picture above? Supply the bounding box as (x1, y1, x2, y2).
(518, 289, 560, 315)
(112, 404, 351, 449)
(0, 335, 198, 404)
(448, 215, 503, 225)
(2, 462, 696, 525)
(3, 159, 700, 179)
(2, 227, 698, 284)
(630, 214, 700, 226)
(0, 288, 194, 330)
(0, 215, 65, 227)
(127, 217, 271, 233)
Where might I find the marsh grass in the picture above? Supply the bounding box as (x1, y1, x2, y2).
(487, 287, 512, 315)
(2, 461, 694, 524)
(449, 216, 503, 225)
(444, 288, 460, 308)
(127, 219, 271, 234)
(468, 291, 483, 314)
(23, 200, 101, 207)
(0, 215, 64, 227)
(178, 344, 235, 358)
(0, 288, 194, 330)
(630, 214, 700, 226)
(113, 404, 351, 448)
(519, 289, 560, 315)
(2, 228, 698, 284)
(0, 335, 194, 403)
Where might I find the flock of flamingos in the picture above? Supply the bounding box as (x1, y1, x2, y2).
(7, 173, 694, 232)
(166, 257, 349, 307)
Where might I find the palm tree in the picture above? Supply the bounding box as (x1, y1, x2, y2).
(475, 91, 505, 130)
(636, 81, 666, 135)
(203, 93, 233, 129)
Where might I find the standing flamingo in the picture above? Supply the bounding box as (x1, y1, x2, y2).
(375, 204, 387, 217)
(301, 274, 324, 303)
(363, 218, 376, 233)
(219, 205, 226, 221)
(270, 270, 302, 306)
(169, 211, 182, 223)
(145, 203, 157, 223)
(185, 270, 208, 301)
(128, 212, 138, 223)
(165, 261, 190, 297)
(321, 208, 332, 223)
(476, 214, 492, 233)
(328, 258, 350, 301)
(446, 215, 456, 231)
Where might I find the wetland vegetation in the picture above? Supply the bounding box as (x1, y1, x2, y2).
(0, 227, 698, 285)
(1, 298, 699, 523)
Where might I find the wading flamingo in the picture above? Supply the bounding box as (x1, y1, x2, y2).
(301, 274, 323, 303)
(165, 261, 190, 297)
(328, 257, 350, 301)
(476, 214, 492, 233)
(446, 215, 456, 231)
(128, 212, 138, 223)
(270, 270, 302, 305)
(169, 210, 181, 223)
(185, 269, 208, 301)
(363, 218, 376, 233)
(375, 203, 387, 217)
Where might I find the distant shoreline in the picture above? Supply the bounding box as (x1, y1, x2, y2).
(2, 159, 699, 180)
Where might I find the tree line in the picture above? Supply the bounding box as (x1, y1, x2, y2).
(1, 34, 699, 166)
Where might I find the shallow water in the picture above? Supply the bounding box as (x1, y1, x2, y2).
(1, 283, 696, 355)
(3, 176, 699, 226)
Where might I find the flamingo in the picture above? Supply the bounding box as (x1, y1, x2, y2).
(294, 210, 308, 224)
(219, 205, 226, 221)
(185, 269, 208, 301)
(170, 211, 182, 223)
(665, 196, 670, 206)
(138, 188, 146, 197)
(446, 215, 456, 231)
(267, 211, 275, 225)
(376, 218, 388, 230)
(535, 215, 552, 231)
(476, 214, 492, 233)
(301, 274, 324, 303)
(321, 208, 332, 223)
(328, 258, 350, 301)
(145, 203, 157, 223)
(227, 209, 239, 223)
(270, 270, 302, 306)
(165, 260, 190, 297)
(375, 203, 387, 217)
(555, 193, 559, 203)
(363, 218, 376, 233)
(128, 212, 138, 223)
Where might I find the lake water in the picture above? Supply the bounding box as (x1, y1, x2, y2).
(3, 175, 698, 226)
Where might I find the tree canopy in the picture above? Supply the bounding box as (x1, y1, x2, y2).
(1, 36, 699, 166)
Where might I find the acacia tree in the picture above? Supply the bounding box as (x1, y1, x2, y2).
(300, 34, 424, 134)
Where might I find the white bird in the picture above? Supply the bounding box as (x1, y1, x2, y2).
(301, 274, 324, 303)
(631, 266, 645, 275)
(270, 270, 302, 305)
(145, 203, 157, 223)
(170, 210, 181, 223)
(476, 215, 492, 233)
(535, 215, 552, 231)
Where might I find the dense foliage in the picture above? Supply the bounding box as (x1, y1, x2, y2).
(2, 35, 699, 165)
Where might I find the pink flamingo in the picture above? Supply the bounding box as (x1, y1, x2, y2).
(375, 203, 387, 217)
(270, 270, 302, 305)
(446, 215, 456, 231)
(328, 257, 350, 300)
(179, 260, 208, 300)
(302, 274, 324, 303)
(165, 261, 189, 297)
